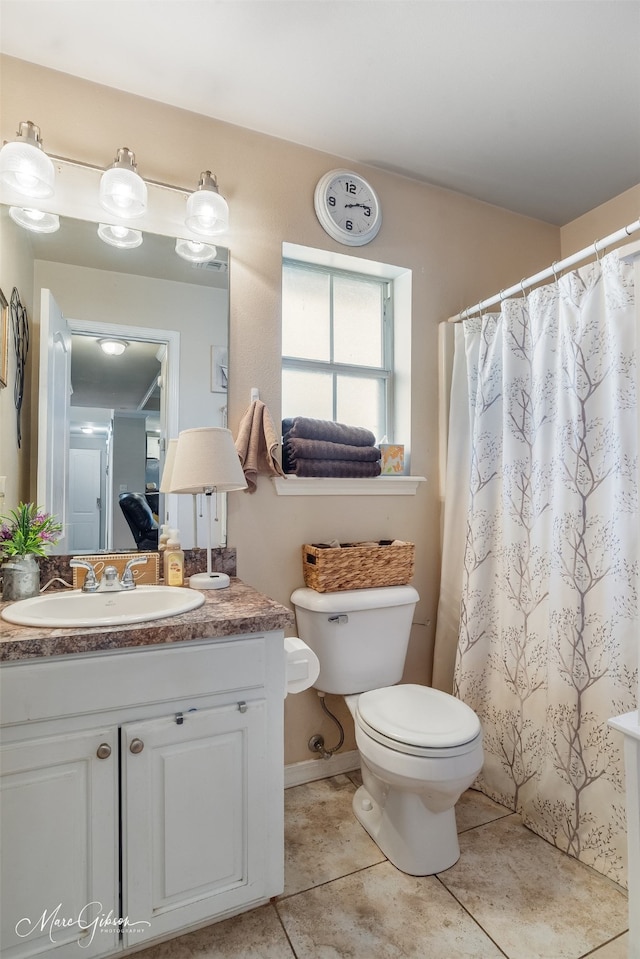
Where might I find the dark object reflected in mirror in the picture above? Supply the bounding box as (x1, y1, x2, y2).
(118, 492, 159, 551)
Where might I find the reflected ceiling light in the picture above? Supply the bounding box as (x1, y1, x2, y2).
(99, 148, 147, 218)
(98, 338, 129, 356)
(185, 172, 229, 237)
(81, 427, 94, 434)
(0, 121, 55, 198)
(97, 223, 143, 249)
(9, 206, 60, 234)
(175, 237, 218, 263)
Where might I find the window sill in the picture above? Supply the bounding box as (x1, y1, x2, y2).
(272, 476, 426, 496)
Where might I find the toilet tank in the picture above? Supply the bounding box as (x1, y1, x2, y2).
(290, 585, 419, 694)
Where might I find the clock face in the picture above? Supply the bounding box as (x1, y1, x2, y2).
(314, 170, 382, 246)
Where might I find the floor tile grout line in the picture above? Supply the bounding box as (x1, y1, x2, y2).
(271, 899, 300, 959)
(578, 930, 629, 958)
(433, 873, 512, 959)
(276, 856, 388, 903)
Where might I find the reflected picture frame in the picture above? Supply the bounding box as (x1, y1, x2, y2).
(0, 288, 8, 389)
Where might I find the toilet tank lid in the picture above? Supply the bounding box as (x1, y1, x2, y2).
(291, 585, 419, 613)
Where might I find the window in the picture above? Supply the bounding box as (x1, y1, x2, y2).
(282, 259, 393, 442)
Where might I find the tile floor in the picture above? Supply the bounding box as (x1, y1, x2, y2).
(136, 771, 630, 959)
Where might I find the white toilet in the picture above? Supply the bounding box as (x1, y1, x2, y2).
(290, 584, 484, 875)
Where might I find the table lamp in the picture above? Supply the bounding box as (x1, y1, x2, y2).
(168, 427, 247, 589)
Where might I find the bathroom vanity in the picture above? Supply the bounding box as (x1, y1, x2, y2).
(0, 579, 295, 958)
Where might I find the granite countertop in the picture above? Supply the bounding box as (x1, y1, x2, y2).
(0, 578, 295, 662)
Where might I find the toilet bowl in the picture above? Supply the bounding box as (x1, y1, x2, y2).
(290, 586, 484, 875)
(347, 685, 483, 874)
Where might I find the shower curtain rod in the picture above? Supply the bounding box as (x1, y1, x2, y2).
(447, 217, 640, 324)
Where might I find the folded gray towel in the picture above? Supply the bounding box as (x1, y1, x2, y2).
(291, 459, 382, 478)
(283, 417, 376, 448)
(285, 437, 381, 462)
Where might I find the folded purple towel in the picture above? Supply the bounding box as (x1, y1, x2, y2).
(282, 417, 376, 448)
(290, 459, 382, 478)
(286, 437, 381, 462)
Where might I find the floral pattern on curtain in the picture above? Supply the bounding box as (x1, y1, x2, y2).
(454, 250, 638, 884)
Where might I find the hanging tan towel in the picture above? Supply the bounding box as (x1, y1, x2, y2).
(234, 400, 285, 493)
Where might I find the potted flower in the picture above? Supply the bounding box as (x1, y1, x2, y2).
(0, 503, 63, 600)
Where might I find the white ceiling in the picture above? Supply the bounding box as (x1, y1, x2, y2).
(1, 0, 639, 225)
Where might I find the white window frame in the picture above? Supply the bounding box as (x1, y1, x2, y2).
(280, 242, 414, 491)
(282, 258, 394, 441)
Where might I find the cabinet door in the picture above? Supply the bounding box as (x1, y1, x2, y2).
(122, 699, 267, 948)
(0, 728, 119, 959)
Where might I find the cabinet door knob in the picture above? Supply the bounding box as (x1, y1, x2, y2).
(238, 701, 248, 713)
(129, 738, 144, 754)
(96, 743, 112, 760)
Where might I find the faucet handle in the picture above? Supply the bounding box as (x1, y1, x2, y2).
(121, 555, 148, 588)
(70, 558, 98, 592)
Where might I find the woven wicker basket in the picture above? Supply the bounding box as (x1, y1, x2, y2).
(302, 541, 415, 592)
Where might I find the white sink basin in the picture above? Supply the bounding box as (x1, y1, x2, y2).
(1, 585, 205, 628)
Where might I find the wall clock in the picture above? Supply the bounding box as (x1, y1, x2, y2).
(314, 169, 382, 246)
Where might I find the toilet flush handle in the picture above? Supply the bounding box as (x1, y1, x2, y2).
(328, 614, 348, 624)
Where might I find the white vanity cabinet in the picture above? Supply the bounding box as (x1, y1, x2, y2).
(0, 632, 285, 958)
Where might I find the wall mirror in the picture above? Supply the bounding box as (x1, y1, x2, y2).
(2, 206, 229, 554)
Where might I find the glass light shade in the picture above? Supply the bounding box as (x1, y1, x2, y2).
(9, 206, 60, 234)
(97, 223, 143, 249)
(175, 238, 218, 263)
(98, 338, 129, 356)
(169, 428, 246, 494)
(0, 123, 55, 198)
(99, 148, 147, 218)
(185, 173, 229, 237)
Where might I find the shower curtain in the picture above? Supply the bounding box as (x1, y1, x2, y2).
(436, 249, 638, 884)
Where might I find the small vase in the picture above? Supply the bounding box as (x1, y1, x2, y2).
(2, 554, 40, 601)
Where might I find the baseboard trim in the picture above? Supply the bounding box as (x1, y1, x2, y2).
(284, 749, 361, 789)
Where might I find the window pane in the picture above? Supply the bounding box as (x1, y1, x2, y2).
(282, 265, 330, 361)
(333, 275, 382, 368)
(336, 375, 385, 442)
(282, 369, 333, 422)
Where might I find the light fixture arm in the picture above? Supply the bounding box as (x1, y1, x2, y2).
(44, 151, 214, 199)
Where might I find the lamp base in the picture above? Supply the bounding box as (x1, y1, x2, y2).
(189, 571, 230, 590)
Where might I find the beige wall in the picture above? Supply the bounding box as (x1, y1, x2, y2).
(561, 184, 640, 258)
(1, 55, 564, 764)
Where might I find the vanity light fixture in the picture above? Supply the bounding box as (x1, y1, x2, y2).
(99, 148, 147, 218)
(2, 120, 230, 250)
(9, 206, 60, 233)
(97, 223, 143, 249)
(185, 172, 229, 237)
(98, 338, 129, 356)
(175, 237, 218, 263)
(0, 121, 55, 198)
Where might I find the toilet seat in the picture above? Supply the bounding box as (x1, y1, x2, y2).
(356, 684, 482, 758)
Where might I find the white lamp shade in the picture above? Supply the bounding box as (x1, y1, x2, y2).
(185, 189, 229, 237)
(0, 138, 55, 198)
(9, 207, 60, 233)
(175, 238, 218, 263)
(98, 223, 143, 249)
(100, 166, 147, 218)
(159, 438, 178, 492)
(169, 428, 247, 494)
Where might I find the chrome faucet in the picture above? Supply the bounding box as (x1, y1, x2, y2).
(70, 556, 148, 593)
(70, 559, 99, 593)
(119, 556, 148, 590)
